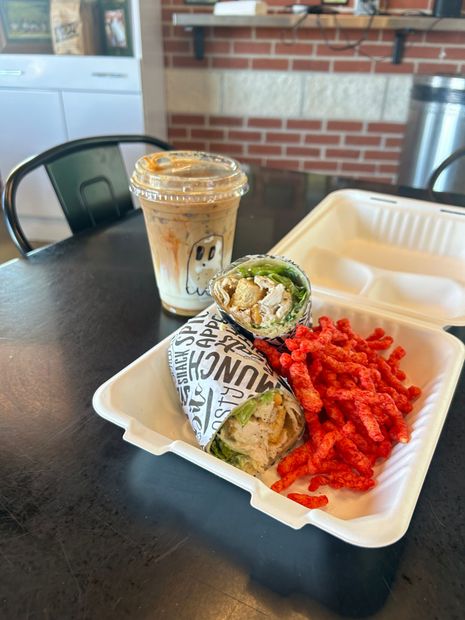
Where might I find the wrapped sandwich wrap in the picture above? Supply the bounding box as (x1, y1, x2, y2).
(168, 309, 305, 475)
(209, 254, 312, 342)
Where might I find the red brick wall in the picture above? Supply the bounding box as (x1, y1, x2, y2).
(162, 0, 465, 183)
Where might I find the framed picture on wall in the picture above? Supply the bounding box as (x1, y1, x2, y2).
(104, 9, 128, 49)
(0, 0, 51, 42)
(99, 1, 132, 56)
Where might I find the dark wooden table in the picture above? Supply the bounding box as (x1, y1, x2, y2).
(1, 166, 464, 620)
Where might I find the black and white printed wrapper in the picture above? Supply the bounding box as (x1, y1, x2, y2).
(167, 308, 296, 449)
(208, 254, 312, 347)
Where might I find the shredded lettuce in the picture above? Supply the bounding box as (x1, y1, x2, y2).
(232, 390, 275, 426)
(210, 436, 246, 467)
(232, 400, 256, 426)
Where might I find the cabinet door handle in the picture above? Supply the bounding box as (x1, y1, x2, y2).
(0, 69, 24, 76)
(91, 72, 128, 79)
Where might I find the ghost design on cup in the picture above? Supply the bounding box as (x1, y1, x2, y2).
(186, 235, 224, 296)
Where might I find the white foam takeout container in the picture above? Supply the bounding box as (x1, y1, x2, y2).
(93, 189, 465, 548)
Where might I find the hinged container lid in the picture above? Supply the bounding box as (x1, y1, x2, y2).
(270, 189, 465, 328)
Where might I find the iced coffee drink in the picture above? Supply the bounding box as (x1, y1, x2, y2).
(130, 151, 249, 316)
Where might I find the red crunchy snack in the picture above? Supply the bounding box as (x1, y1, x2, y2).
(254, 316, 421, 509)
(288, 493, 329, 509)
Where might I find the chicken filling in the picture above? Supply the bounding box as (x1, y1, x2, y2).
(209, 390, 304, 475)
(216, 275, 294, 329)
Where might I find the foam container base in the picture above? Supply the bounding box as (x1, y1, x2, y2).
(93, 190, 465, 547)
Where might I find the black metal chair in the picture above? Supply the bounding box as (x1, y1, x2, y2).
(1, 134, 173, 256)
(427, 145, 465, 207)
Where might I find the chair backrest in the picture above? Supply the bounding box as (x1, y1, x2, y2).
(1, 134, 172, 256)
(427, 146, 465, 207)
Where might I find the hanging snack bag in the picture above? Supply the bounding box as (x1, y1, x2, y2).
(50, 0, 101, 55)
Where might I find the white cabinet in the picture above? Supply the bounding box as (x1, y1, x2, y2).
(0, 1, 167, 244)
(62, 90, 147, 185)
(0, 56, 165, 242)
(0, 88, 70, 241)
(0, 55, 142, 92)
(0, 88, 67, 179)
(63, 92, 144, 139)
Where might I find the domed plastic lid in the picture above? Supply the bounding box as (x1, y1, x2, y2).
(130, 151, 249, 204)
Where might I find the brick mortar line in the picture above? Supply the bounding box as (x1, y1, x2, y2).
(176, 137, 402, 153)
(171, 139, 401, 166)
(164, 60, 446, 77)
(169, 119, 405, 131)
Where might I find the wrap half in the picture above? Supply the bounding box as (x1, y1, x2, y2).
(209, 254, 312, 341)
(168, 309, 305, 475)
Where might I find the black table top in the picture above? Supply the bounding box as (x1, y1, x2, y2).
(1, 166, 464, 620)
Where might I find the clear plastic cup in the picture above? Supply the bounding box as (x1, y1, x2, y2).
(130, 151, 249, 316)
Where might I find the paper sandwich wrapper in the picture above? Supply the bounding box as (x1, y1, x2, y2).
(168, 309, 304, 454)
